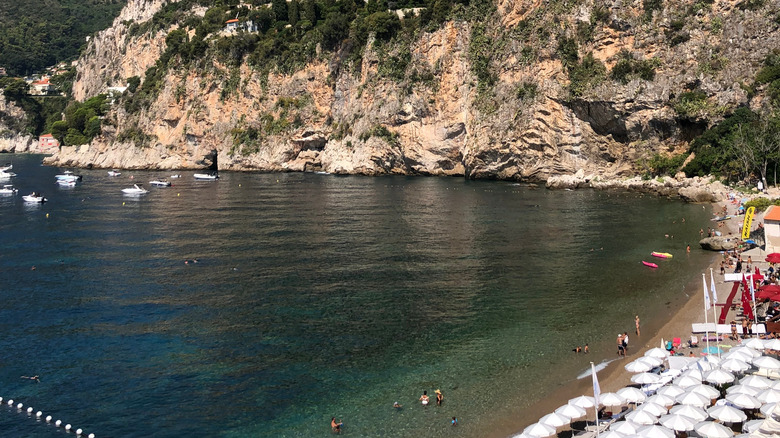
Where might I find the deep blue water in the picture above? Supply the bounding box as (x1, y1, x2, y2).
(0, 155, 713, 437)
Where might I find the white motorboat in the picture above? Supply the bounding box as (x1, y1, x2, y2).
(23, 192, 46, 203)
(57, 179, 76, 187)
(55, 170, 82, 182)
(122, 184, 149, 195)
(194, 173, 219, 180)
(0, 164, 12, 172)
(170, 174, 181, 179)
(149, 179, 172, 187)
(0, 184, 18, 195)
(107, 170, 122, 177)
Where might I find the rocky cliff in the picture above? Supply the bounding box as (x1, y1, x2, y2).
(0, 91, 34, 153)
(44, 0, 780, 184)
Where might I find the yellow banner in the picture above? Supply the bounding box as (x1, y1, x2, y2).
(742, 206, 756, 240)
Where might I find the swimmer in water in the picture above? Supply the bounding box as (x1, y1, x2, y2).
(21, 375, 40, 383)
(420, 391, 429, 405)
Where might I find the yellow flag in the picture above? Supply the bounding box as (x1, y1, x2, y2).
(742, 206, 756, 240)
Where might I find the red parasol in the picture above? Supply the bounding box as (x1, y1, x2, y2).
(766, 253, 780, 263)
(757, 286, 780, 300)
(770, 293, 780, 302)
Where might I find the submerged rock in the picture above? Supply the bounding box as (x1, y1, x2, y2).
(699, 236, 738, 251)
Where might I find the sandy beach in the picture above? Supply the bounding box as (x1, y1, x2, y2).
(501, 192, 772, 436)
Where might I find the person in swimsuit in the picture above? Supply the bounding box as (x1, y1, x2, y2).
(731, 320, 738, 340)
(331, 417, 343, 433)
(435, 389, 443, 406)
(617, 334, 625, 356)
(635, 315, 640, 336)
(420, 391, 429, 405)
(452, 417, 458, 426)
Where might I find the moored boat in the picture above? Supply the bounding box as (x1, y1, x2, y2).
(0, 184, 18, 195)
(194, 172, 219, 180)
(57, 179, 76, 187)
(107, 170, 122, 177)
(122, 184, 149, 195)
(651, 251, 673, 259)
(150, 179, 172, 187)
(23, 192, 46, 203)
(55, 170, 82, 182)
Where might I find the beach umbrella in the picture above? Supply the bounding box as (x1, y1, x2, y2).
(723, 350, 754, 363)
(676, 390, 711, 407)
(659, 413, 697, 431)
(555, 403, 586, 420)
(610, 420, 641, 434)
(757, 388, 780, 404)
(742, 419, 763, 433)
(641, 356, 664, 367)
(625, 359, 654, 373)
(669, 404, 708, 421)
(627, 408, 660, 425)
(725, 392, 762, 409)
(617, 386, 647, 404)
(636, 402, 668, 416)
(740, 374, 772, 389)
(694, 421, 735, 438)
(760, 402, 777, 417)
(599, 431, 626, 438)
(645, 348, 671, 359)
(656, 385, 686, 398)
(726, 384, 760, 396)
(743, 338, 767, 350)
(704, 368, 736, 385)
(721, 358, 751, 372)
(730, 346, 761, 358)
(635, 424, 675, 438)
(681, 368, 704, 380)
(646, 393, 676, 407)
(688, 384, 721, 399)
(632, 373, 661, 385)
(764, 253, 780, 263)
(753, 355, 780, 370)
(523, 422, 556, 438)
(539, 412, 571, 428)
(674, 374, 703, 388)
(600, 392, 627, 408)
(765, 338, 780, 350)
(708, 404, 748, 423)
(568, 395, 596, 409)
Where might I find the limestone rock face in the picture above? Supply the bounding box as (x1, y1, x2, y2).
(699, 236, 738, 251)
(0, 92, 34, 152)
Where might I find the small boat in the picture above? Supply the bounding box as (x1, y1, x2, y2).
(55, 171, 82, 182)
(170, 174, 181, 179)
(122, 184, 149, 195)
(0, 169, 15, 178)
(651, 252, 673, 259)
(57, 179, 76, 187)
(149, 179, 172, 187)
(107, 170, 122, 177)
(0, 184, 18, 195)
(642, 261, 658, 268)
(0, 164, 12, 172)
(23, 192, 46, 203)
(194, 173, 219, 180)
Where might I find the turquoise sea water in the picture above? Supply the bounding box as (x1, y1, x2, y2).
(0, 155, 713, 437)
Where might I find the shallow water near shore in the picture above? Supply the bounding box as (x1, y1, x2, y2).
(0, 155, 714, 437)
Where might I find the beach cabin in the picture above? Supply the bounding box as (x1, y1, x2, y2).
(764, 205, 780, 253)
(38, 134, 59, 153)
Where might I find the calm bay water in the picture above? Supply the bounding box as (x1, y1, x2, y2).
(0, 155, 713, 437)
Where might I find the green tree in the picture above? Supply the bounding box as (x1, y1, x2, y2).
(272, 0, 288, 22)
(288, 0, 300, 26)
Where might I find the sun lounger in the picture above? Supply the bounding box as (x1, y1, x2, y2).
(716, 324, 743, 335)
(692, 323, 717, 333)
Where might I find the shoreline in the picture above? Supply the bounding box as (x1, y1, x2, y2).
(500, 197, 750, 436)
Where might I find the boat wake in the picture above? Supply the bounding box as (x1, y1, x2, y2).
(576, 358, 619, 379)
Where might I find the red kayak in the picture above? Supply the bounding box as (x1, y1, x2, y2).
(642, 261, 658, 268)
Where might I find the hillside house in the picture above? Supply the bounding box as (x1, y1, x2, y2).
(764, 205, 780, 254)
(225, 18, 239, 32)
(223, 18, 257, 34)
(29, 77, 53, 96)
(38, 134, 59, 153)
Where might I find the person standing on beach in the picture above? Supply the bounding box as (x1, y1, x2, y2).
(617, 333, 625, 356)
(623, 332, 629, 353)
(635, 315, 641, 336)
(731, 320, 738, 340)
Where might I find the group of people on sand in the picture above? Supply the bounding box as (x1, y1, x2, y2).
(616, 332, 630, 356)
(331, 389, 454, 433)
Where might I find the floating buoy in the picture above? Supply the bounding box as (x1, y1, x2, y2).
(46, 213, 49, 218)
(26, 407, 33, 413)
(36, 411, 42, 417)
(0, 397, 3, 403)
(65, 424, 72, 431)
(238, 184, 241, 187)
(16, 403, 22, 409)
(76, 428, 83, 435)
(122, 202, 125, 205)
(7, 399, 14, 406)
(177, 193, 180, 196)
(55, 419, 62, 427)
(46, 415, 52, 422)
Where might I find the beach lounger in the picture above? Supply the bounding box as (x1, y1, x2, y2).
(754, 323, 767, 335)
(716, 324, 743, 335)
(692, 323, 717, 333)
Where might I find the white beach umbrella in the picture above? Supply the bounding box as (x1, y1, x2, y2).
(646, 393, 675, 407)
(723, 351, 754, 364)
(694, 420, 735, 438)
(660, 368, 682, 378)
(636, 402, 668, 416)
(523, 422, 556, 438)
(641, 356, 664, 367)
(599, 431, 626, 438)
(708, 404, 748, 423)
(752, 355, 780, 370)
(720, 358, 751, 373)
(739, 374, 772, 389)
(674, 374, 703, 388)
(675, 390, 711, 407)
(627, 408, 660, 425)
(688, 384, 721, 399)
(726, 384, 760, 396)
(656, 385, 686, 398)
(760, 402, 777, 417)
(725, 392, 762, 409)
(669, 404, 708, 422)
(700, 355, 723, 366)
(555, 403, 586, 420)
(743, 338, 767, 350)
(632, 373, 661, 385)
(742, 419, 763, 433)
(681, 368, 704, 380)
(731, 346, 761, 357)
(659, 413, 697, 432)
(626, 359, 654, 373)
(610, 420, 641, 435)
(600, 392, 627, 408)
(539, 412, 571, 428)
(764, 338, 780, 350)
(757, 388, 780, 404)
(645, 347, 671, 359)
(568, 395, 596, 409)
(636, 424, 675, 438)
(704, 368, 736, 385)
(617, 386, 647, 404)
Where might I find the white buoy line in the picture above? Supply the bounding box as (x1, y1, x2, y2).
(0, 395, 95, 436)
